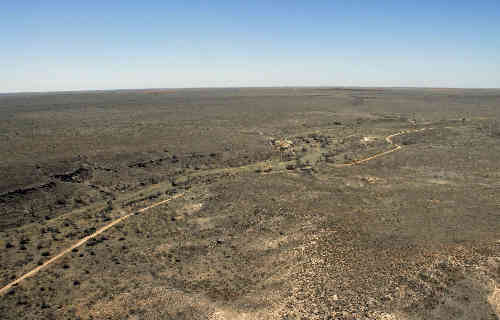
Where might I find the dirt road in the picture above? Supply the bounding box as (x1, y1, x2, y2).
(0, 128, 428, 297)
(334, 127, 429, 167)
(0, 194, 184, 296)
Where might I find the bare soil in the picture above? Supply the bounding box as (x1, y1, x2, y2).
(0, 87, 499, 319)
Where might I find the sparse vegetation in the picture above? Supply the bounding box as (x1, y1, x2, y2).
(480, 120, 500, 138)
(0, 88, 499, 319)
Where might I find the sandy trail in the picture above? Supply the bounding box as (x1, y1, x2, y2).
(0, 128, 429, 296)
(0, 193, 184, 296)
(334, 127, 429, 167)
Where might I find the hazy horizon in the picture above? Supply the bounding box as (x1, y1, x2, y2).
(4, 85, 500, 95)
(2, 1, 499, 92)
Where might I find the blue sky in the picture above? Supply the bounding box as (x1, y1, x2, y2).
(1, 1, 499, 92)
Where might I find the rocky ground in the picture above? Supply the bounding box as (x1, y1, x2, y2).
(0, 88, 499, 319)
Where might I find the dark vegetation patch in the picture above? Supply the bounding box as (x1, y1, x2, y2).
(53, 167, 92, 183)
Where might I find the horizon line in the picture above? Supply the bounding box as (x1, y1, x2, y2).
(2, 85, 500, 95)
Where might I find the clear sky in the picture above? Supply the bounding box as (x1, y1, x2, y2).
(1, 1, 499, 92)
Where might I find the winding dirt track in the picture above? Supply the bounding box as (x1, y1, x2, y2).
(334, 127, 428, 167)
(0, 194, 184, 296)
(0, 127, 428, 296)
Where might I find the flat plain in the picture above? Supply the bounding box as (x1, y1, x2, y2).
(0, 87, 499, 319)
